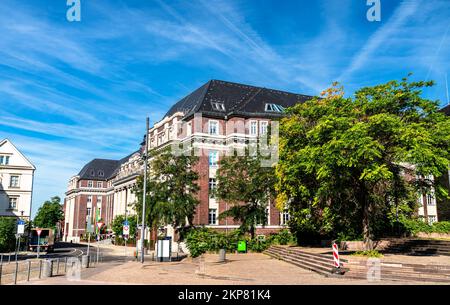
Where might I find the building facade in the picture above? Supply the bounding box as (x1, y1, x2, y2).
(64, 80, 311, 243)
(0, 139, 35, 219)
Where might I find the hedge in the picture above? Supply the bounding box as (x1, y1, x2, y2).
(400, 220, 450, 235)
(185, 227, 296, 258)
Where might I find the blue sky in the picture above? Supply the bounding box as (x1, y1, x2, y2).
(0, 0, 449, 218)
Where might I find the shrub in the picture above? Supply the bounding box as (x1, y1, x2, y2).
(0, 217, 16, 252)
(273, 229, 295, 245)
(399, 219, 450, 235)
(432, 221, 450, 233)
(351, 250, 383, 258)
(185, 227, 300, 257)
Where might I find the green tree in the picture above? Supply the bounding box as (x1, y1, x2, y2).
(276, 77, 450, 249)
(0, 217, 17, 252)
(33, 196, 64, 228)
(132, 149, 200, 241)
(215, 151, 277, 239)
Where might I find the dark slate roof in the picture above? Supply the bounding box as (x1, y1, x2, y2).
(164, 80, 312, 119)
(78, 159, 120, 181)
(440, 104, 450, 116)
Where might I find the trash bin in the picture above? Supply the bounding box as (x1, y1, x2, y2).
(156, 237, 172, 262)
(81, 255, 90, 268)
(42, 259, 53, 278)
(237, 240, 247, 253)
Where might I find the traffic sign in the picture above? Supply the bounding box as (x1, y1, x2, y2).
(17, 220, 25, 235)
(36, 229, 42, 236)
(123, 224, 130, 237)
(97, 222, 104, 230)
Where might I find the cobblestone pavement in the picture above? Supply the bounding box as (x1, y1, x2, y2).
(21, 253, 426, 285)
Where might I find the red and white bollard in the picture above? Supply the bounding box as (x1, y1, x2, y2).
(332, 242, 340, 268)
(332, 242, 345, 274)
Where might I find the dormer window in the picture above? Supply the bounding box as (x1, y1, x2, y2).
(98, 170, 104, 177)
(265, 103, 285, 113)
(211, 102, 225, 111)
(90, 169, 95, 176)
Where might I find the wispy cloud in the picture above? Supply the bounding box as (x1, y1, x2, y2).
(338, 0, 421, 82)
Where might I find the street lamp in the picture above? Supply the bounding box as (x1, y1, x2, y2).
(141, 117, 149, 263)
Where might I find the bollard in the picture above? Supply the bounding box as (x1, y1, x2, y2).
(0, 254, 3, 265)
(42, 259, 53, 278)
(81, 255, 90, 268)
(38, 260, 42, 278)
(14, 261, 18, 284)
(57, 259, 60, 275)
(219, 249, 226, 263)
(27, 261, 31, 281)
(64, 257, 68, 273)
(8, 253, 11, 264)
(0, 262, 2, 285)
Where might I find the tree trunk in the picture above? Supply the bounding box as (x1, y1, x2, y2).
(362, 201, 373, 250)
(359, 183, 373, 250)
(250, 225, 255, 240)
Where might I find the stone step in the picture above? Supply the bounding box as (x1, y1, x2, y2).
(265, 250, 334, 277)
(266, 246, 450, 283)
(267, 247, 342, 268)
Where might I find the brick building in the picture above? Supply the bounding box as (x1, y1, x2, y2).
(63, 80, 311, 243)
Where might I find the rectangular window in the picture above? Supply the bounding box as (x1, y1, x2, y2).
(260, 121, 268, 135)
(8, 197, 17, 210)
(97, 181, 103, 188)
(209, 178, 217, 197)
(426, 194, 435, 206)
(10, 175, 19, 188)
(187, 122, 192, 136)
(86, 207, 91, 216)
(281, 210, 290, 225)
(208, 209, 217, 225)
(88, 181, 93, 188)
(87, 196, 92, 203)
(209, 151, 219, 167)
(250, 121, 257, 136)
(0, 156, 9, 165)
(208, 120, 219, 135)
(97, 196, 102, 203)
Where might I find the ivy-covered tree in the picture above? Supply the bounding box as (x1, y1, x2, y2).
(215, 151, 277, 239)
(34, 196, 64, 229)
(276, 77, 450, 249)
(132, 149, 200, 240)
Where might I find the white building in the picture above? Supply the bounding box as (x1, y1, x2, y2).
(0, 139, 36, 219)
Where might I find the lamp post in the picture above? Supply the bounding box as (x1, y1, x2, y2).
(141, 117, 149, 263)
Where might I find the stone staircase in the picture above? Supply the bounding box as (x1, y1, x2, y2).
(264, 245, 450, 283)
(382, 239, 450, 256)
(264, 245, 346, 277)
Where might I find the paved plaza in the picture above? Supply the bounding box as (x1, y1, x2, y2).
(22, 252, 427, 285)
